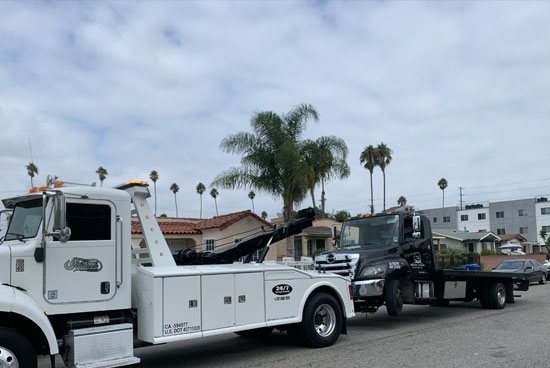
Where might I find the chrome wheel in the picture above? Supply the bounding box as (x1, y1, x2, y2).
(497, 287, 506, 306)
(0, 346, 19, 368)
(313, 304, 336, 338)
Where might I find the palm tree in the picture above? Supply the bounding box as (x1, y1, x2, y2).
(261, 211, 268, 220)
(301, 136, 350, 216)
(248, 191, 256, 213)
(540, 229, 548, 244)
(397, 196, 407, 207)
(170, 183, 180, 217)
(376, 142, 392, 211)
(438, 178, 448, 207)
(360, 145, 377, 214)
(96, 166, 108, 187)
(149, 170, 159, 216)
(210, 188, 219, 216)
(212, 103, 319, 258)
(196, 182, 206, 219)
(26, 162, 38, 188)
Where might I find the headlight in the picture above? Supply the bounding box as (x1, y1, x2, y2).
(360, 264, 388, 278)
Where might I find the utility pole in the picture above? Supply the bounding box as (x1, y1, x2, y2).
(459, 187, 464, 210)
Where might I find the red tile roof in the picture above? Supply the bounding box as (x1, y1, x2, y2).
(195, 210, 272, 230)
(131, 210, 272, 235)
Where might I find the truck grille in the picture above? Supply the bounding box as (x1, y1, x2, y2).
(314, 253, 360, 277)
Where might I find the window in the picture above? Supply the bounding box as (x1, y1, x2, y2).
(468, 242, 474, 252)
(542, 226, 550, 233)
(433, 217, 437, 223)
(518, 209, 527, 217)
(496, 211, 504, 218)
(478, 229, 487, 232)
(478, 213, 486, 220)
(4, 198, 43, 241)
(440, 243, 447, 250)
(497, 228, 505, 235)
(204, 238, 216, 252)
(460, 215, 469, 221)
(443, 216, 451, 223)
(294, 237, 303, 258)
(519, 227, 528, 234)
(66, 203, 111, 241)
(541, 207, 550, 215)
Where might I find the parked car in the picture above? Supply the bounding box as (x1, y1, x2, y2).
(544, 260, 550, 272)
(493, 259, 547, 284)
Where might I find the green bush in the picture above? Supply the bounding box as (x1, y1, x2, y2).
(481, 249, 496, 256)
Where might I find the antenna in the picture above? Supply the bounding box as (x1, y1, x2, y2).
(28, 138, 34, 163)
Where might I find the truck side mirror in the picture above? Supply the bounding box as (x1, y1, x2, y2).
(412, 216, 421, 239)
(52, 192, 71, 244)
(331, 225, 337, 247)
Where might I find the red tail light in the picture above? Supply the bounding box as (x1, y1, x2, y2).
(349, 285, 353, 300)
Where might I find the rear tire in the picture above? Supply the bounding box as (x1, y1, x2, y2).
(539, 274, 546, 285)
(487, 282, 506, 309)
(385, 279, 404, 316)
(0, 327, 37, 368)
(296, 292, 342, 348)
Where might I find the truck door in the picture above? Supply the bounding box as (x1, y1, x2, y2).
(403, 215, 434, 274)
(44, 200, 117, 303)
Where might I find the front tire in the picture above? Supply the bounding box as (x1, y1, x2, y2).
(296, 292, 343, 348)
(0, 327, 37, 368)
(539, 274, 546, 285)
(385, 279, 404, 316)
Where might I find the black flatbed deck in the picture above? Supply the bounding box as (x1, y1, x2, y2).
(433, 269, 531, 281)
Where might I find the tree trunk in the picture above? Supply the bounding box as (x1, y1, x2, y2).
(442, 189, 445, 208)
(174, 194, 178, 218)
(30, 176, 33, 188)
(215, 198, 218, 216)
(154, 182, 157, 217)
(251, 199, 255, 213)
(200, 195, 203, 219)
(283, 199, 294, 259)
(382, 169, 386, 211)
(310, 187, 316, 209)
(321, 178, 326, 216)
(369, 170, 374, 214)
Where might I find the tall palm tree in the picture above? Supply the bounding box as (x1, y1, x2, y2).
(397, 196, 407, 207)
(248, 191, 256, 213)
(438, 178, 448, 207)
(360, 145, 377, 214)
(212, 103, 319, 258)
(261, 211, 268, 220)
(170, 183, 180, 217)
(196, 182, 206, 219)
(149, 170, 159, 216)
(26, 162, 38, 188)
(96, 166, 108, 187)
(210, 188, 219, 216)
(376, 142, 392, 211)
(301, 136, 350, 216)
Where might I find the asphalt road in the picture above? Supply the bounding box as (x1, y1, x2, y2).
(41, 283, 550, 368)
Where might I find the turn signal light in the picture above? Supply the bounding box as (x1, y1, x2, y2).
(28, 188, 38, 193)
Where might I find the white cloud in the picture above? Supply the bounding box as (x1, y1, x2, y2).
(1, 1, 549, 220)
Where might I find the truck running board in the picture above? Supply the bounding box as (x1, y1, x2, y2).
(63, 323, 140, 368)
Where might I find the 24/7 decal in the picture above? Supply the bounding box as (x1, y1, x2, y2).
(272, 284, 293, 295)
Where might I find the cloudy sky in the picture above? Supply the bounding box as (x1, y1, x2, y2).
(1, 1, 549, 221)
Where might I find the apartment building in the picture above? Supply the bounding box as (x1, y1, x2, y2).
(420, 196, 550, 245)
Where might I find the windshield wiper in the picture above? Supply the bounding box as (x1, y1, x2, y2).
(6, 232, 27, 243)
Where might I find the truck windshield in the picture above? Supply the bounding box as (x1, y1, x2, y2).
(340, 215, 399, 249)
(4, 198, 43, 241)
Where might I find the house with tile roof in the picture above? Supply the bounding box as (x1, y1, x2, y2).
(131, 210, 273, 259)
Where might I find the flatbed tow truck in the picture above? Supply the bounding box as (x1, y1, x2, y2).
(0, 179, 354, 368)
(315, 209, 532, 316)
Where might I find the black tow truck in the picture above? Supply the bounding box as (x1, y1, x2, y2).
(315, 210, 531, 316)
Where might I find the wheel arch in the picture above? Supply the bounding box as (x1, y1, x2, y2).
(0, 285, 59, 355)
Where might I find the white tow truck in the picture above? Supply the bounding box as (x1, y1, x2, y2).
(0, 179, 354, 368)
